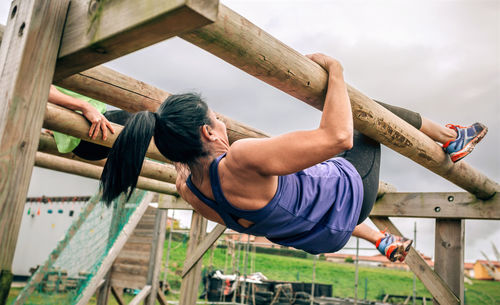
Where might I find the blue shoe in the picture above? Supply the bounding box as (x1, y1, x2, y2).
(443, 123, 488, 163)
(376, 231, 412, 262)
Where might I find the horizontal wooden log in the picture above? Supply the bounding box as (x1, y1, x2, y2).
(182, 224, 226, 277)
(370, 216, 459, 305)
(56, 65, 269, 143)
(54, 0, 218, 79)
(43, 102, 167, 162)
(180, 4, 499, 199)
(372, 192, 500, 220)
(38, 132, 177, 184)
(34, 152, 177, 195)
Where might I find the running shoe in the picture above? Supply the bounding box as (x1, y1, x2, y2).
(376, 231, 413, 262)
(443, 123, 488, 163)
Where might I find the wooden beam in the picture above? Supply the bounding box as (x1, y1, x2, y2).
(158, 195, 192, 210)
(156, 288, 168, 305)
(370, 216, 459, 305)
(38, 132, 178, 184)
(43, 102, 167, 162)
(372, 192, 500, 220)
(182, 224, 226, 277)
(35, 152, 178, 195)
(0, 1, 69, 303)
(76, 192, 154, 305)
(145, 209, 168, 305)
(128, 285, 152, 305)
(434, 219, 464, 305)
(53, 0, 218, 80)
(56, 65, 269, 143)
(179, 212, 207, 305)
(180, 4, 499, 200)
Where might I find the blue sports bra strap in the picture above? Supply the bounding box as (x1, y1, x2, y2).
(185, 175, 220, 212)
(209, 153, 229, 205)
(186, 175, 242, 229)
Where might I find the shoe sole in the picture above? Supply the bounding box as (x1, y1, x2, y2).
(388, 239, 413, 262)
(450, 125, 488, 162)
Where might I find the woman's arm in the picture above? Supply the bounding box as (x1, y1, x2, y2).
(48, 85, 115, 140)
(226, 54, 353, 176)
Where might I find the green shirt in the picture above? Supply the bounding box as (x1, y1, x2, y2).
(52, 86, 107, 153)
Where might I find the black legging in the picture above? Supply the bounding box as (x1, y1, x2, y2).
(335, 101, 422, 224)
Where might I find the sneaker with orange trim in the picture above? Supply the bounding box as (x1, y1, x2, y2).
(443, 123, 488, 163)
(376, 232, 413, 262)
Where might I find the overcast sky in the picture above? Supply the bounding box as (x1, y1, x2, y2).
(2, 1, 499, 262)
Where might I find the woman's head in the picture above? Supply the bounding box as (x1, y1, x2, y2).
(100, 93, 220, 205)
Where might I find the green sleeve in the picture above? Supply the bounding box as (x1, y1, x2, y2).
(52, 86, 107, 153)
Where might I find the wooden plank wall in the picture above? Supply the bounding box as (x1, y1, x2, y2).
(111, 206, 157, 289)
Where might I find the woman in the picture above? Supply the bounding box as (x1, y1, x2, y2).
(100, 54, 487, 262)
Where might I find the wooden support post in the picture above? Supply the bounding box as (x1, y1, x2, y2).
(434, 219, 464, 305)
(180, 4, 499, 199)
(145, 209, 168, 305)
(179, 212, 208, 305)
(370, 216, 459, 305)
(34, 152, 178, 195)
(76, 192, 154, 305)
(0, 1, 69, 303)
(182, 224, 226, 277)
(53, 0, 218, 80)
(372, 192, 500, 220)
(110, 286, 126, 305)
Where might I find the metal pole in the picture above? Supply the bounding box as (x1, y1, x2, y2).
(163, 210, 174, 284)
(413, 221, 417, 305)
(310, 254, 318, 305)
(364, 278, 367, 300)
(354, 237, 359, 305)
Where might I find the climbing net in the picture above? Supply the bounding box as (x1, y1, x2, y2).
(13, 190, 147, 305)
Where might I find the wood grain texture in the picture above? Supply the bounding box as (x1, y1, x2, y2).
(54, 0, 219, 79)
(56, 65, 269, 142)
(35, 152, 177, 195)
(181, 4, 499, 199)
(43, 102, 167, 162)
(145, 209, 167, 305)
(38, 133, 178, 184)
(372, 192, 500, 220)
(434, 220, 464, 305)
(76, 192, 154, 305)
(0, 3, 70, 300)
(179, 212, 207, 305)
(370, 216, 459, 305)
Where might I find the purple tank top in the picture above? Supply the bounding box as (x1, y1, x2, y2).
(186, 154, 363, 254)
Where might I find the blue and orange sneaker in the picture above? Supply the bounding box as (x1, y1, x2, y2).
(443, 123, 488, 163)
(376, 231, 413, 262)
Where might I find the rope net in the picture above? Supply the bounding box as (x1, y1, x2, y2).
(13, 189, 148, 305)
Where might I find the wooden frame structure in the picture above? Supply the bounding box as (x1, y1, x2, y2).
(0, 1, 498, 305)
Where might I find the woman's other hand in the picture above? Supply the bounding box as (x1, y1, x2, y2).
(81, 105, 115, 140)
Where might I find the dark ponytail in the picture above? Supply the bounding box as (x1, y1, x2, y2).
(100, 111, 156, 205)
(100, 93, 211, 206)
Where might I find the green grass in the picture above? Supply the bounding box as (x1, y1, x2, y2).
(7, 239, 500, 304)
